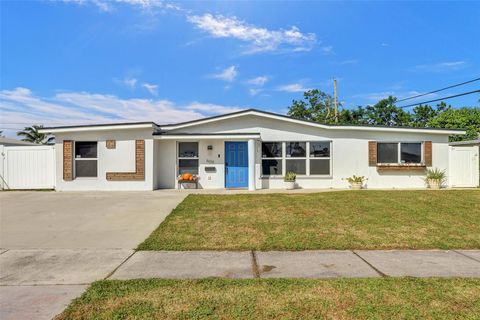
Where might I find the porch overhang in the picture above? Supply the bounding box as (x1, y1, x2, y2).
(153, 133, 261, 140)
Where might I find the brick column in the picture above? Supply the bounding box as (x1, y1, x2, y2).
(63, 140, 73, 181)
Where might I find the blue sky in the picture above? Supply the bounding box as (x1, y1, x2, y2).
(1, 0, 479, 137)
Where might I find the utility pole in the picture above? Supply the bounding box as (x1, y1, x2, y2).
(333, 78, 338, 123)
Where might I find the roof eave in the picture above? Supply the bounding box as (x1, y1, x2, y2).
(38, 122, 158, 134)
(159, 109, 466, 135)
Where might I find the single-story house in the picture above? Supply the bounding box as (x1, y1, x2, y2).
(39, 108, 478, 191)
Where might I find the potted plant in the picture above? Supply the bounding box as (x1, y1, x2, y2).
(344, 175, 367, 190)
(284, 171, 297, 190)
(425, 168, 446, 189)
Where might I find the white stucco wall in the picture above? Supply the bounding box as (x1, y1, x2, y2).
(159, 115, 451, 189)
(54, 128, 155, 191)
(51, 114, 455, 191)
(156, 139, 231, 189)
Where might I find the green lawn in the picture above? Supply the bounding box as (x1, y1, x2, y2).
(57, 278, 480, 320)
(138, 190, 480, 250)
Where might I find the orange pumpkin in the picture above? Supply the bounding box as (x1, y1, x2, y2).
(182, 173, 192, 180)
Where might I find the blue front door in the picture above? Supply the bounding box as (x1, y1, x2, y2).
(225, 142, 248, 188)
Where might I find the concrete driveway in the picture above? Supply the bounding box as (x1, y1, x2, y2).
(0, 190, 186, 320)
(0, 191, 186, 249)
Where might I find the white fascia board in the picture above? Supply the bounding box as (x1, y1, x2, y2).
(38, 123, 156, 133)
(155, 134, 261, 140)
(160, 111, 465, 135)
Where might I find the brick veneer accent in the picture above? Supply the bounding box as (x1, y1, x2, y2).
(424, 141, 432, 166)
(368, 141, 377, 166)
(63, 140, 74, 181)
(377, 165, 426, 172)
(106, 140, 116, 149)
(106, 140, 145, 181)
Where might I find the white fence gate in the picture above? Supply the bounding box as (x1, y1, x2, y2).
(449, 145, 479, 187)
(0, 145, 56, 190)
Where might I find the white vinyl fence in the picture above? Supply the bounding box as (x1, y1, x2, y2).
(0, 145, 56, 190)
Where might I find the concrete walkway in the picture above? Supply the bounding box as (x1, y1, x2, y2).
(0, 191, 188, 320)
(109, 249, 480, 279)
(1, 249, 479, 319)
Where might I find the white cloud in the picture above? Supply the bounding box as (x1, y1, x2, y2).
(186, 102, 243, 114)
(58, 0, 182, 12)
(187, 13, 316, 54)
(0, 87, 248, 137)
(247, 76, 269, 86)
(352, 91, 395, 102)
(276, 83, 312, 93)
(210, 66, 238, 82)
(142, 83, 158, 96)
(248, 88, 263, 96)
(58, 0, 112, 11)
(114, 77, 138, 89)
(320, 46, 334, 55)
(351, 90, 438, 103)
(414, 61, 466, 72)
(56, 2, 320, 54)
(337, 59, 358, 65)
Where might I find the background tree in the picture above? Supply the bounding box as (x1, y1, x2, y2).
(364, 96, 412, 126)
(17, 125, 54, 144)
(287, 89, 336, 124)
(337, 106, 368, 125)
(287, 88, 479, 141)
(410, 102, 449, 127)
(428, 107, 480, 141)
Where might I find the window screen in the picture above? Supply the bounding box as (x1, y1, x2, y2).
(262, 159, 282, 176)
(377, 143, 399, 164)
(178, 159, 199, 175)
(286, 142, 306, 157)
(262, 142, 282, 158)
(401, 143, 422, 163)
(75, 141, 97, 158)
(74, 142, 98, 178)
(286, 159, 306, 175)
(178, 142, 198, 158)
(310, 142, 330, 158)
(310, 159, 330, 175)
(75, 160, 97, 177)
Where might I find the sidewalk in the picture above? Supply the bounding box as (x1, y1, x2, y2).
(110, 250, 480, 279)
(2, 249, 478, 320)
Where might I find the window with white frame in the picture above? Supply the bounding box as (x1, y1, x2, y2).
(309, 141, 330, 175)
(286, 142, 306, 175)
(261, 142, 282, 176)
(74, 141, 97, 178)
(261, 141, 331, 176)
(178, 142, 199, 175)
(377, 142, 423, 164)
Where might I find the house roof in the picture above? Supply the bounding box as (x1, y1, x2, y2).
(154, 132, 261, 140)
(37, 108, 467, 135)
(449, 139, 480, 146)
(159, 108, 466, 135)
(39, 121, 159, 133)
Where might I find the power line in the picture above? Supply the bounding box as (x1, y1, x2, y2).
(398, 89, 480, 108)
(396, 77, 480, 102)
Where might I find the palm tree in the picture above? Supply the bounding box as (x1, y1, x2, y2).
(17, 125, 55, 145)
